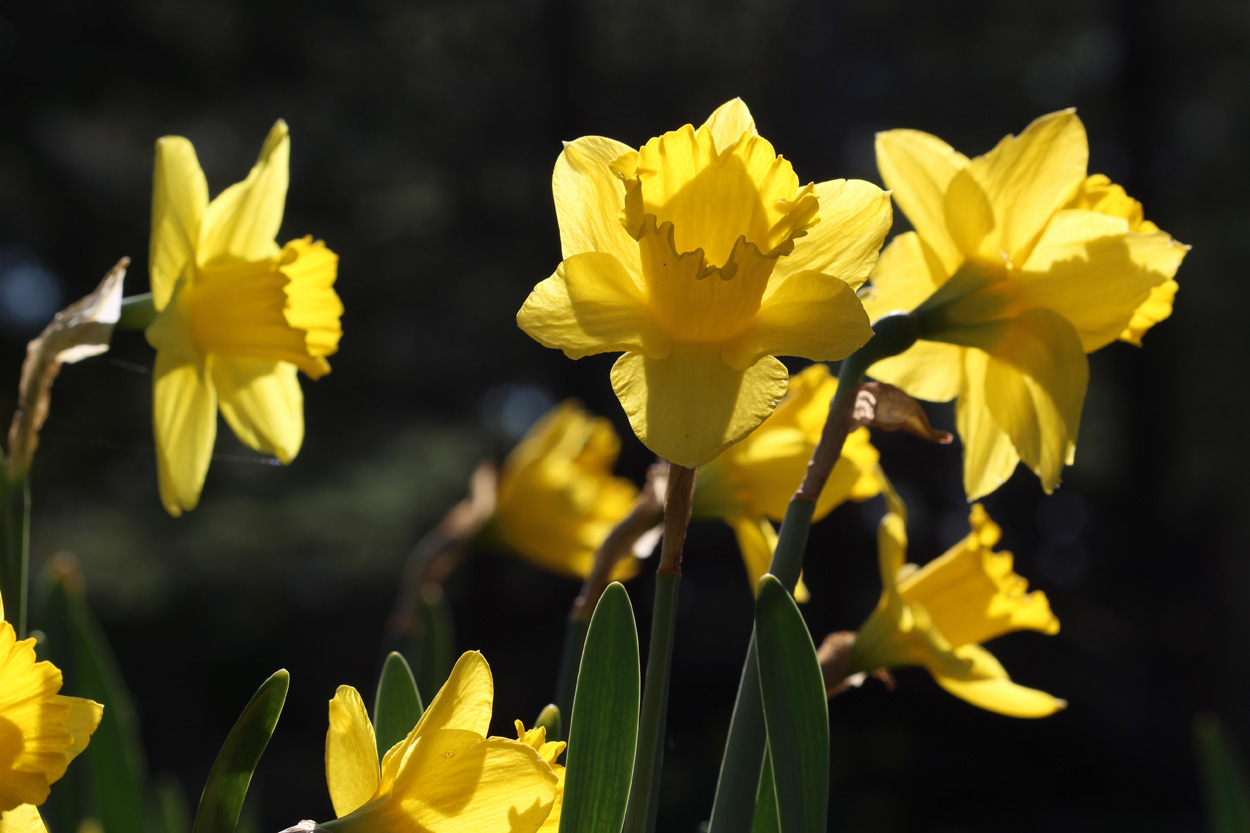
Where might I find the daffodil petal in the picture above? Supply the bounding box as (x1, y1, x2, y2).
(933, 644, 1065, 718)
(874, 129, 969, 274)
(610, 347, 788, 468)
(701, 98, 757, 153)
(862, 231, 948, 322)
(1121, 279, 1178, 345)
(326, 686, 381, 818)
(943, 169, 996, 259)
(150, 136, 207, 311)
(773, 179, 893, 290)
(868, 340, 966, 403)
(721, 269, 872, 370)
(211, 357, 303, 464)
(1017, 209, 1187, 351)
(816, 427, 882, 518)
(982, 308, 1087, 494)
(957, 349, 1021, 501)
(199, 120, 289, 264)
(280, 237, 343, 370)
(409, 651, 493, 741)
(0, 804, 47, 833)
(388, 731, 557, 833)
(53, 696, 103, 763)
(153, 352, 217, 517)
(967, 110, 1087, 266)
(553, 136, 640, 264)
(517, 253, 669, 360)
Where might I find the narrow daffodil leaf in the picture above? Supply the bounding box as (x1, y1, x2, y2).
(560, 581, 640, 833)
(755, 575, 829, 833)
(749, 752, 780, 833)
(191, 669, 289, 833)
(373, 651, 424, 759)
(36, 559, 149, 833)
(406, 583, 455, 705)
(155, 774, 192, 833)
(1195, 713, 1250, 833)
(534, 703, 561, 741)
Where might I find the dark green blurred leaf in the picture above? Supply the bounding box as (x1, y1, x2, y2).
(754, 575, 828, 833)
(373, 651, 424, 758)
(36, 558, 149, 833)
(749, 752, 779, 833)
(191, 669, 289, 833)
(559, 581, 639, 833)
(404, 583, 455, 704)
(534, 703, 561, 742)
(153, 775, 191, 833)
(1195, 712, 1250, 833)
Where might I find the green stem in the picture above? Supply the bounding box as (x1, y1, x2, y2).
(116, 293, 158, 331)
(553, 611, 590, 741)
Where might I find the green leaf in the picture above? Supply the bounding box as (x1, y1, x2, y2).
(559, 581, 639, 833)
(403, 583, 455, 705)
(153, 774, 191, 833)
(191, 669, 289, 833)
(373, 651, 425, 758)
(534, 703, 561, 741)
(35, 559, 150, 833)
(1195, 712, 1250, 833)
(749, 752, 780, 833)
(754, 575, 828, 833)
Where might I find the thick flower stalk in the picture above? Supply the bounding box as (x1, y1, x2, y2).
(146, 120, 343, 515)
(691, 363, 883, 600)
(850, 491, 1064, 717)
(518, 99, 892, 467)
(0, 591, 103, 833)
(863, 110, 1187, 499)
(321, 651, 558, 833)
(484, 401, 641, 580)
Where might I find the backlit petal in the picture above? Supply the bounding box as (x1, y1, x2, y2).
(280, 237, 343, 370)
(1121, 279, 1178, 345)
(199, 121, 289, 264)
(700, 98, 757, 153)
(409, 652, 493, 741)
(774, 180, 892, 289)
(150, 137, 207, 311)
(957, 350, 1020, 501)
(326, 686, 380, 818)
(211, 357, 303, 464)
(868, 340, 965, 403)
(0, 805, 47, 833)
(966, 110, 1087, 266)
(152, 352, 217, 517)
(874, 129, 969, 274)
(517, 253, 668, 360)
(861, 231, 948, 322)
(553, 136, 640, 264)
(610, 347, 788, 467)
(934, 645, 1066, 718)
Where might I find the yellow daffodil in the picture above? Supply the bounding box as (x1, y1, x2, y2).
(518, 99, 892, 467)
(0, 591, 103, 832)
(145, 120, 343, 516)
(485, 401, 641, 580)
(323, 651, 558, 833)
(850, 491, 1064, 718)
(513, 721, 565, 833)
(692, 363, 883, 600)
(863, 110, 1187, 499)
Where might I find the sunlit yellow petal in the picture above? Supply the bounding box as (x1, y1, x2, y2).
(957, 350, 1020, 502)
(212, 357, 303, 463)
(942, 169, 996, 259)
(150, 137, 207, 311)
(199, 120, 289, 264)
(1121, 279, 1178, 345)
(721, 269, 872, 371)
(279, 237, 343, 371)
(610, 346, 788, 467)
(966, 110, 1087, 266)
(861, 231, 948, 322)
(700, 98, 757, 153)
(874, 129, 969, 274)
(326, 686, 380, 818)
(518, 253, 669, 360)
(409, 652, 493, 742)
(933, 645, 1065, 718)
(152, 352, 217, 517)
(0, 804, 47, 833)
(553, 136, 640, 264)
(773, 179, 893, 289)
(867, 340, 965, 403)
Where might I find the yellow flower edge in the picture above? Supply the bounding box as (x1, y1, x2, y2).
(863, 110, 1188, 499)
(488, 401, 641, 581)
(850, 489, 1065, 718)
(324, 652, 558, 833)
(519, 98, 892, 467)
(145, 120, 344, 516)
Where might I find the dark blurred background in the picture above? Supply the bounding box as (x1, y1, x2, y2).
(1, 0, 1247, 830)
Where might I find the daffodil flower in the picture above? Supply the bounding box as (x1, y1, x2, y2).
(518, 99, 892, 467)
(0, 591, 102, 832)
(322, 651, 558, 833)
(850, 491, 1064, 718)
(692, 363, 883, 600)
(863, 110, 1187, 499)
(485, 401, 640, 580)
(145, 120, 343, 515)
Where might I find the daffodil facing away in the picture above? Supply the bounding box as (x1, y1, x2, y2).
(322, 652, 558, 833)
(145, 120, 343, 515)
(850, 493, 1064, 718)
(484, 401, 641, 580)
(863, 110, 1187, 499)
(518, 99, 892, 467)
(692, 363, 883, 600)
(0, 591, 103, 832)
